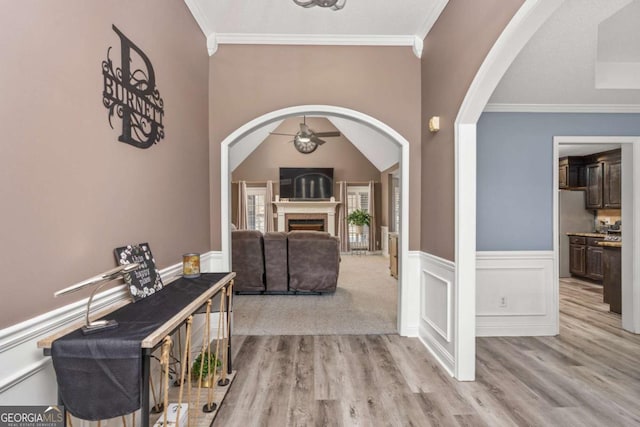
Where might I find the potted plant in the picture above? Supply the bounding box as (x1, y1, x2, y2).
(347, 209, 371, 235)
(192, 351, 222, 387)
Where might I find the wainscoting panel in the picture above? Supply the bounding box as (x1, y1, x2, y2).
(418, 252, 455, 376)
(421, 269, 451, 342)
(476, 251, 557, 337)
(202, 251, 225, 273)
(0, 251, 222, 406)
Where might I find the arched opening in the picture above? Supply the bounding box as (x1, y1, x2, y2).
(219, 105, 414, 335)
(454, 0, 565, 379)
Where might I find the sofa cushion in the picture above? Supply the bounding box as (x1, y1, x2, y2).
(287, 231, 340, 292)
(263, 232, 288, 292)
(231, 230, 265, 292)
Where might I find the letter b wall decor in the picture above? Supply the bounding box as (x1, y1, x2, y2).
(102, 25, 165, 149)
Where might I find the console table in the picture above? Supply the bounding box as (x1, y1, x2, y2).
(38, 272, 235, 426)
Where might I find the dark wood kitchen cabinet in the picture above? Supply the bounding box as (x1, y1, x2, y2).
(603, 157, 621, 208)
(585, 149, 621, 210)
(569, 235, 604, 282)
(585, 163, 603, 209)
(559, 156, 585, 189)
(586, 239, 604, 281)
(603, 246, 621, 314)
(569, 241, 586, 276)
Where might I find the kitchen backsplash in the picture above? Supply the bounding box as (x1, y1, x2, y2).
(596, 209, 621, 226)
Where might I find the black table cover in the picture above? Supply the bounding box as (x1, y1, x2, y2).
(51, 273, 229, 421)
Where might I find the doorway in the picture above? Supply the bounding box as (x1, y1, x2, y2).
(219, 105, 413, 335)
(554, 136, 640, 333)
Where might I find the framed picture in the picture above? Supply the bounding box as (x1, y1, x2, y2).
(114, 243, 164, 301)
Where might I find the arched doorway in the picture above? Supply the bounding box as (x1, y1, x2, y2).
(455, 0, 565, 379)
(219, 105, 415, 335)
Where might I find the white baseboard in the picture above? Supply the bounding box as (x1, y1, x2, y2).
(0, 251, 222, 405)
(418, 326, 454, 377)
(476, 251, 558, 337)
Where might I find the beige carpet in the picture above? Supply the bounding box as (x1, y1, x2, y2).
(232, 254, 398, 335)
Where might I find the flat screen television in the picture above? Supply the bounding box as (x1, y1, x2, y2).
(279, 168, 334, 200)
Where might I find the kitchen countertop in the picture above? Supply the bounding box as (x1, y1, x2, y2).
(566, 232, 622, 247)
(598, 241, 622, 248)
(566, 232, 608, 238)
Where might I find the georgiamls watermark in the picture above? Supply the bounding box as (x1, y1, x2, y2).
(0, 406, 64, 427)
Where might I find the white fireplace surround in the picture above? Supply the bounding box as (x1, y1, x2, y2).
(273, 200, 341, 236)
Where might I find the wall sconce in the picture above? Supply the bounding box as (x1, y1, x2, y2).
(428, 116, 440, 133)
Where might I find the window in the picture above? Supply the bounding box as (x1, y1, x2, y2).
(347, 185, 370, 251)
(391, 175, 400, 233)
(246, 187, 266, 233)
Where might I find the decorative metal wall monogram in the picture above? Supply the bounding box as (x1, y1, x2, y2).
(102, 25, 165, 149)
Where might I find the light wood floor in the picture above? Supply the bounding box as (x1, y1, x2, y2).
(214, 278, 640, 426)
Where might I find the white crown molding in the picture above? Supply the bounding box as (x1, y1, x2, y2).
(184, 0, 214, 38)
(412, 36, 423, 59)
(416, 0, 449, 40)
(215, 33, 415, 46)
(484, 103, 640, 114)
(208, 33, 420, 57)
(207, 33, 218, 56)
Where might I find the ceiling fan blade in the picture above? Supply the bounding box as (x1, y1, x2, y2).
(313, 131, 341, 138)
(311, 136, 327, 145)
(270, 132, 297, 137)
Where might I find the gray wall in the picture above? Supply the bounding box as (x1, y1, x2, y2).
(0, 1, 209, 327)
(477, 112, 640, 251)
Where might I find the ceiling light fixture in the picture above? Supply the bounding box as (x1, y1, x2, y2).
(293, 0, 346, 10)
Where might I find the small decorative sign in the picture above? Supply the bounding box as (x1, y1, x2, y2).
(114, 243, 164, 301)
(102, 25, 165, 149)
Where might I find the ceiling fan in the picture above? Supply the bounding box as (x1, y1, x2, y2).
(270, 117, 341, 154)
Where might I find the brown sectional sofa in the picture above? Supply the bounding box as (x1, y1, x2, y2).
(288, 231, 341, 292)
(231, 230, 340, 294)
(231, 230, 265, 292)
(263, 232, 288, 292)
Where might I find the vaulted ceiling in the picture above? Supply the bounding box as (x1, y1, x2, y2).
(488, 0, 640, 111)
(229, 117, 400, 172)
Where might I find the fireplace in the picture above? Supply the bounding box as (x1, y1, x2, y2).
(274, 200, 340, 236)
(288, 218, 325, 232)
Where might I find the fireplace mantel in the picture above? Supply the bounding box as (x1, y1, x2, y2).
(273, 200, 341, 236)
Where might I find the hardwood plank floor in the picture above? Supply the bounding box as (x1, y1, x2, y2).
(214, 278, 640, 426)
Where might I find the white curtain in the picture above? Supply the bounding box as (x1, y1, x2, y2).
(368, 180, 377, 251)
(265, 180, 275, 232)
(237, 181, 248, 230)
(337, 181, 349, 252)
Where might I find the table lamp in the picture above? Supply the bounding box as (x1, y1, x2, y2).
(55, 263, 140, 334)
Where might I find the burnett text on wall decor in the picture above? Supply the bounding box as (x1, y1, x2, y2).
(102, 25, 165, 149)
